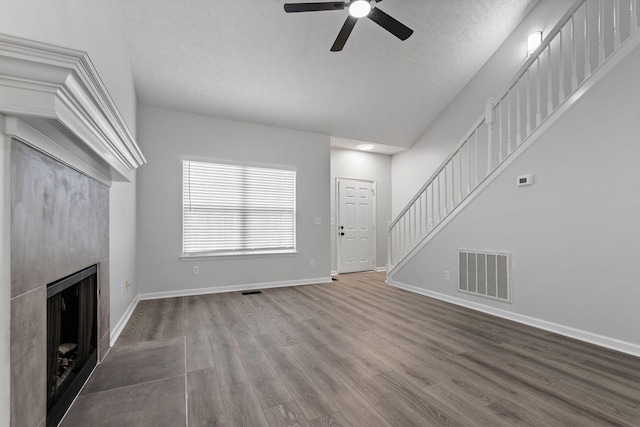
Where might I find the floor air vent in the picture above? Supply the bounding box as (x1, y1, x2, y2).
(241, 290, 262, 295)
(458, 250, 511, 302)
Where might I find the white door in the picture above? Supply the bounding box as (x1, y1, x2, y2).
(337, 178, 375, 273)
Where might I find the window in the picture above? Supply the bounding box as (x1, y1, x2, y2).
(182, 160, 296, 256)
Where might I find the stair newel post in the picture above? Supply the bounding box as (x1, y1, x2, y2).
(486, 98, 495, 176)
(632, 0, 638, 32)
(387, 220, 392, 270)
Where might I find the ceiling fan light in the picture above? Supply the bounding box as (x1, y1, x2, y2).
(349, 0, 371, 18)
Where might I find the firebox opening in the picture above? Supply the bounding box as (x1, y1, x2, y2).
(46, 264, 98, 427)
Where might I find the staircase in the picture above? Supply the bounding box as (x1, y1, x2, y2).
(388, 0, 640, 274)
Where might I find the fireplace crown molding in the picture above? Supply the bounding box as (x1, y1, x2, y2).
(0, 34, 145, 181)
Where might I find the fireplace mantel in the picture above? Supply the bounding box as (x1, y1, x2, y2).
(0, 34, 145, 182)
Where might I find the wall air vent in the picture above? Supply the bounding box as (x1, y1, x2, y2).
(458, 250, 511, 302)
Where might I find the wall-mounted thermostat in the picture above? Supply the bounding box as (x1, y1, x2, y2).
(517, 174, 534, 186)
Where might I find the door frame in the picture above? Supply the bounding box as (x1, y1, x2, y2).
(336, 177, 377, 274)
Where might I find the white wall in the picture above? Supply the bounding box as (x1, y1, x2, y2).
(0, 0, 137, 130)
(109, 177, 138, 330)
(0, 116, 11, 426)
(391, 46, 640, 352)
(136, 105, 331, 295)
(392, 0, 573, 217)
(0, 0, 139, 348)
(330, 148, 392, 273)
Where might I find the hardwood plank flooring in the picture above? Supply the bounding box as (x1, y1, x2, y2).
(103, 271, 640, 426)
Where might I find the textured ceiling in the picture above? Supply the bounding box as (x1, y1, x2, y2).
(121, 0, 535, 151)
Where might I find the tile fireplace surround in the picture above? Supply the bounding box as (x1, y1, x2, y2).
(0, 34, 145, 426)
(11, 142, 110, 426)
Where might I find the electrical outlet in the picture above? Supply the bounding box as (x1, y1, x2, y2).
(309, 259, 315, 267)
(444, 270, 450, 281)
(193, 266, 199, 275)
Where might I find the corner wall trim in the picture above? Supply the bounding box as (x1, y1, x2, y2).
(110, 295, 140, 347)
(138, 277, 333, 301)
(386, 277, 640, 358)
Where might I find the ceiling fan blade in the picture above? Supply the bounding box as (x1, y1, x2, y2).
(368, 7, 413, 41)
(284, 2, 345, 13)
(331, 16, 358, 51)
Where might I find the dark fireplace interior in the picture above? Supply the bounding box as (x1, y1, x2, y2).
(47, 265, 98, 427)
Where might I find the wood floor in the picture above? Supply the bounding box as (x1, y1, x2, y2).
(73, 272, 640, 426)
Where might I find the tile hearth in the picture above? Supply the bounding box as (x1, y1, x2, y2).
(60, 338, 186, 426)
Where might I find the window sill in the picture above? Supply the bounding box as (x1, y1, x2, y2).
(180, 250, 298, 261)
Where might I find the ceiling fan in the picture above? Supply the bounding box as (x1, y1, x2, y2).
(283, 0, 413, 52)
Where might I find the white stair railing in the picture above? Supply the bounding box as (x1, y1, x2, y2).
(388, 0, 639, 271)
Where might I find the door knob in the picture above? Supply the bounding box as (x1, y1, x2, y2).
(340, 232, 344, 236)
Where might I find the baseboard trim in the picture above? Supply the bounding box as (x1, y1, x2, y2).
(375, 267, 387, 273)
(110, 295, 140, 347)
(138, 277, 333, 301)
(387, 277, 640, 358)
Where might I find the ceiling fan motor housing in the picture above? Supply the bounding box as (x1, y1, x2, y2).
(283, 0, 413, 51)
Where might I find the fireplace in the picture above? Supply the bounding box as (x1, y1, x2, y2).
(46, 265, 98, 427)
(2, 34, 145, 427)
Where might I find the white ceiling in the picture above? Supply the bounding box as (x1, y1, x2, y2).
(121, 0, 535, 153)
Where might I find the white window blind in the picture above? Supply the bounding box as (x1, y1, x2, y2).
(183, 160, 296, 255)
